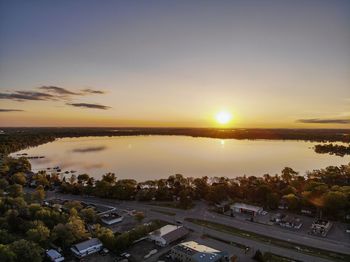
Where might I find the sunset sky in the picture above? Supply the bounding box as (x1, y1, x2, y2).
(0, 0, 349, 128)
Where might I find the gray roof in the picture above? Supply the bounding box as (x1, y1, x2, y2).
(46, 249, 63, 259)
(73, 238, 102, 252)
(163, 226, 189, 243)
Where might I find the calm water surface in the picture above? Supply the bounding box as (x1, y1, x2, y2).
(12, 136, 350, 181)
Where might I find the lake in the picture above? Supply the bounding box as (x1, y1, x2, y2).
(12, 136, 350, 181)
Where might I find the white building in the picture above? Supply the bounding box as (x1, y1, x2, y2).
(148, 225, 189, 247)
(171, 241, 230, 262)
(100, 212, 123, 225)
(46, 249, 64, 262)
(230, 203, 263, 216)
(70, 238, 103, 258)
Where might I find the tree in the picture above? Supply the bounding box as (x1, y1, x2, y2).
(11, 173, 26, 186)
(0, 244, 16, 262)
(10, 240, 43, 262)
(32, 185, 45, 202)
(80, 208, 98, 224)
(26, 221, 50, 246)
(323, 190, 347, 218)
(8, 184, 23, 198)
(281, 167, 298, 184)
(0, 178, 9, 190)
(51, 223, 76, 248)
(93, 225, 115, 250)
(282, 193, 300, 211)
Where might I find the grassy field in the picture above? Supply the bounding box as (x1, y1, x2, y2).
(202, 234, 250, 250)
(185, 218, 349, 262)
(148, 202, 194, 210)
(150, 209, 176, 216)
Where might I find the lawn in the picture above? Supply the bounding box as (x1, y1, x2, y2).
(150, 209, 176, 216)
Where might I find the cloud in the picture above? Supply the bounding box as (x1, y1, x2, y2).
(72, 146, 107, 153)
(297, 118, 350, 124)
(0, 86, 106, 103)
(0, 109, 25, 112)
(38, 86, 80, 96)
(0, 91, 56, 101)
(81, 88, 105, 94)
(66, 103, 111, 110)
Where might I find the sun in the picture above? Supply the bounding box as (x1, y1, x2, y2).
(216, 111, 232, 124)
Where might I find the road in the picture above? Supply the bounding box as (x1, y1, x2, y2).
(45, 191, 350, 262)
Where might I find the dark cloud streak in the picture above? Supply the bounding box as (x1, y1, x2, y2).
(81, 88, 105, 94)
(297, 118, 350, 124)
(66, 103, 111, 110)
(0, 91, 56, 101)
(0, 86, 105, 102)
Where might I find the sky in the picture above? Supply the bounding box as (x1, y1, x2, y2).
(0, 0, 349, 128)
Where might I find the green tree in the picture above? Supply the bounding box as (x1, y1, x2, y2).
(32, 185, 45, 202)
(80, 208, 98, 224)
(10, 240, 43, 262)
(26, 221, 50, 246)
(8, 184, 23, 198)
(0, 244, 16, 262)
(11, 173, 26, 186)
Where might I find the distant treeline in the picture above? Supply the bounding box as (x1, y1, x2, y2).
(314, 144, 350, 157)
(1, 127, 349, 155)
(2, 156, 349, 220)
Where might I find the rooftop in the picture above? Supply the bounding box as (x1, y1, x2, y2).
(150, 224, 179, 237)
(231, 202, 263, 212)
(46, 249, 63, 259)
(72, 238, 102, 252)
(173, 241, 227, 262)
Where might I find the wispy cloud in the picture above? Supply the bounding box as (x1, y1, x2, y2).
(66, 103, 111, 110)
(0, 109, 25, 112)
(0, 86, 105, 102)
(297, 118, 350, 124)
(81, 88, 105, 94)
(38, 86, 80, 96)
(0, 91, 56, 101)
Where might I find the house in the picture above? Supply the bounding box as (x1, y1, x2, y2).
(230, 203, 263, 216)
(46, 249, 64, 262)
(100, 212, 123, 225)
(171, 241, 230, 262)
(148, 225, 189, 247)
(70, 238, 103, 258)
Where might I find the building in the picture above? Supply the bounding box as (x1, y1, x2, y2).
(148, 225, 189, 247)
(70, 238, 103, 258)
(46, 249, 64, 262)
(230, 203, 263, 216)
(310, 219, 332, 237)
(100, 212, 123, 225)
(171, 241, 230, 262)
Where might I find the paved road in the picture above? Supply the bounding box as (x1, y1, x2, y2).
(44, 192, 350, 262)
